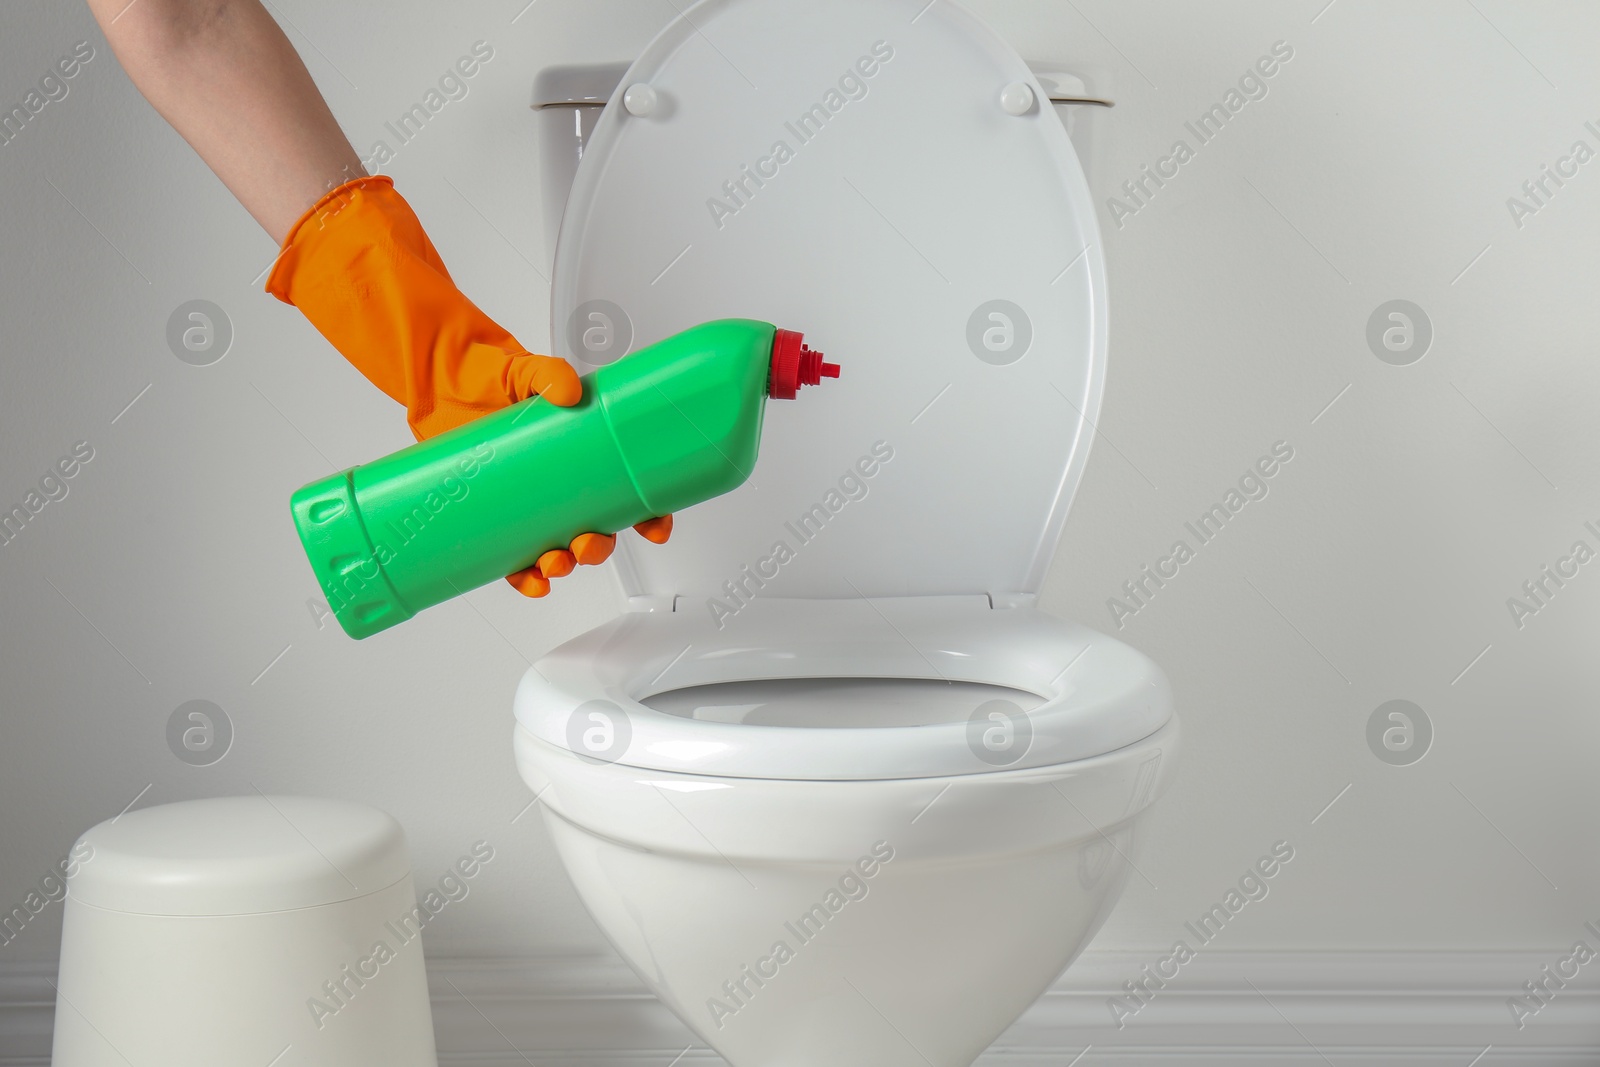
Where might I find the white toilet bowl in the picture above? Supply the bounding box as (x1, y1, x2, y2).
(515, 598, 1174, 1065)
(520, 1, 1175, 1062)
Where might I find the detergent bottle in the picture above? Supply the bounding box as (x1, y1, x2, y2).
(290, 319, 839, 639)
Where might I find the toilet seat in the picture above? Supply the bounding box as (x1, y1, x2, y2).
(514, 597, 1170, 780)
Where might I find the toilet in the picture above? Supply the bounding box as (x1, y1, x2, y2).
(519, 1, 1177, 1064)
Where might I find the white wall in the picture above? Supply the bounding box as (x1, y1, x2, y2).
(0, 0, 1595, 981)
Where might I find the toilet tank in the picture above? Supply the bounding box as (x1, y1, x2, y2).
(1029, 64, 1115, 195)
(531, 63, 630, 264)
(531, 60, 1113, 267)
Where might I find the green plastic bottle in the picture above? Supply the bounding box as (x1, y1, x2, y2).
(290, 319, 839, 639)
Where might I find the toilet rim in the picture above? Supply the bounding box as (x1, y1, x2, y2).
(514, 597, 1173, 781)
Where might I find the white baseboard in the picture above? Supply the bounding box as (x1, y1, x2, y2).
(3, 951, 1597, 1064)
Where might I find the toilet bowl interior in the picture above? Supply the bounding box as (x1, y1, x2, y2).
(642, 676, 1046, 729)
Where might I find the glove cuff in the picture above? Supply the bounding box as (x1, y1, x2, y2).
(265, 175, 400, 304)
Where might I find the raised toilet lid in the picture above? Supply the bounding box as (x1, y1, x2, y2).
(551, 0, 1106, 609)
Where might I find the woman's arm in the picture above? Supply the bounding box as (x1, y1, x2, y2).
(84, 0, 673, 594)
(85, 0, 363, 242)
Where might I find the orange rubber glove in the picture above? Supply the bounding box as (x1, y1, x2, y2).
(266, 175, 671, 597)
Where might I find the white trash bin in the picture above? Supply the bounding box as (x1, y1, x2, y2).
(51, 795, 439, 1066)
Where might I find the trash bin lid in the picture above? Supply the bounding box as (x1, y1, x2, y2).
(68, 795, 412, 916)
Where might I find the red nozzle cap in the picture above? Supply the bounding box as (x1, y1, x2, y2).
(769, 329, 840, 400)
